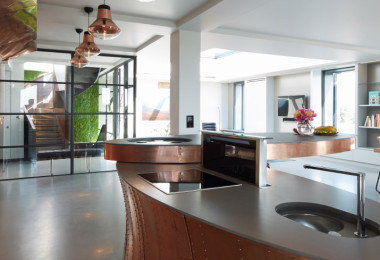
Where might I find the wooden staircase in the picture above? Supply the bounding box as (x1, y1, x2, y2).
(32, 108, 66, 150)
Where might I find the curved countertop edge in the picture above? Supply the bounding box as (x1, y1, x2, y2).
(116, 162, 380, 260)
(105, 134, 201, 146)
(248, 132, 356, 144)
(105, 133, 355, 146)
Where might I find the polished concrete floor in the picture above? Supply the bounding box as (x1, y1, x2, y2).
(0, 171, 125, 260)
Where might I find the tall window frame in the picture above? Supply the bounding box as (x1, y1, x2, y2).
(233, 81, 244, 130)
(322, 67, 355, 133)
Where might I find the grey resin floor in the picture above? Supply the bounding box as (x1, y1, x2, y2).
(0, 171, 125, 260)
(0, 157, 117, 180)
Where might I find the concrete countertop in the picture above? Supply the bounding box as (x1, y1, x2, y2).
(106, 132, 355, 146)
(117, 163, 380, 260)
(245, 132, 356, 144)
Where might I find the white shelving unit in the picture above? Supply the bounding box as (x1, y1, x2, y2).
(357, 64, 380, 149)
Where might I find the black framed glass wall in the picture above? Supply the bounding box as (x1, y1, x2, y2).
(0, 49, 136, 180)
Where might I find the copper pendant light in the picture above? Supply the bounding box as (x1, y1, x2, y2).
(70, 28, 88, 68)
(88, 1, 121, 40)
(77, 7, 101, 57)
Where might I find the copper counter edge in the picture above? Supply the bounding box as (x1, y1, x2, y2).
(104, 143, 202, 163)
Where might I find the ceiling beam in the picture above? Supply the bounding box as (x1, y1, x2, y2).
(212, 27, 380, 55)
(37, 40, 137, 54)
(136, 35, 164, 52)
(178, 0, 275, 32)
(176, 0, 222, 28)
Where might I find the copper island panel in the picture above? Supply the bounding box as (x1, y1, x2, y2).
(119, 178, 193, 260)
(105, 143, 201, 163)
(119, 177, 309, 260)
(185, 216, 310, 260)
(267, 137, 355, 160)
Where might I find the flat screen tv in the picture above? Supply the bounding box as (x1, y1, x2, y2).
(278, 95, 306, 120)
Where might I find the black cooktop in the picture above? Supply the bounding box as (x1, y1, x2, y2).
(138, 169, 241, 194)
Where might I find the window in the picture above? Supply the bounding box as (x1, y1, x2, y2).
(234, 82, 244, 130)
(322, 67, 355, 134)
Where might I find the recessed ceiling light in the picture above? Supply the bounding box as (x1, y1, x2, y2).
(137, 0, 156, 2)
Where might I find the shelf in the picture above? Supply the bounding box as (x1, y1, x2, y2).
(359, 81, 380, 86)
(359, 104, 380, 107)
(359, 126, 380, 129)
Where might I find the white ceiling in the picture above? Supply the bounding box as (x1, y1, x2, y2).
(36, 0, 380, 80)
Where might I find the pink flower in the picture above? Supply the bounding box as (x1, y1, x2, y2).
(294, 109, 317, 121)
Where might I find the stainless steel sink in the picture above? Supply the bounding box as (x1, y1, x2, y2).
(275, 202, 380, 238)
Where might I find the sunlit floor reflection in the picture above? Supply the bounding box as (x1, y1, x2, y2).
(0, 171, 125, 260)
(0, 157, 116, 180)
(269, 156, 380, 202)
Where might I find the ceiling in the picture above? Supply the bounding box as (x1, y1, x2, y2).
(36, 0, 380, 80)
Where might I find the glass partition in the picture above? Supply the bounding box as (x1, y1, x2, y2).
(0, 50, 136, 180)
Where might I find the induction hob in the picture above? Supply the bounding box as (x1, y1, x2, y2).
(138, 169, 241, 194)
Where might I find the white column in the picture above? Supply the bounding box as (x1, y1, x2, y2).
(266, 77, 275, 132)
(170, 30, 200, 135)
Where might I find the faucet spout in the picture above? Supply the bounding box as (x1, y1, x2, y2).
(303, 164, 368, 238)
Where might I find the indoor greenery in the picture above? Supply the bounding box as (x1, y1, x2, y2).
(24, 70, 46, 82)
(74, 84, 99, 142)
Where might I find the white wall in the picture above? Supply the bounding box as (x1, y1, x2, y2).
(244, 79, 267, 132)
(136, 78, 170, 137)
(274, 72, 311, 132)
(200, 81, 228, 130)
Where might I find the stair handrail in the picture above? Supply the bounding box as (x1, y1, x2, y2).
(23, 105, 36, 130)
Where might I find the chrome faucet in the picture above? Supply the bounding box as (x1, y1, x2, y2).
(303, 164, 368, 238)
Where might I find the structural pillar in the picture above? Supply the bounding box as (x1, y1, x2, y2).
(170, 30, 201, 135)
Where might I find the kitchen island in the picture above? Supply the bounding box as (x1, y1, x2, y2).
(117, 162, 380, 260)
(110, 132, 369, 259)
(105, 132, 355, 162)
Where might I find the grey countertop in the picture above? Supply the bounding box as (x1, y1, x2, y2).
(245, 132, 356, 144)
(117, 163, 380, 260)
(105, 134, 201, 146)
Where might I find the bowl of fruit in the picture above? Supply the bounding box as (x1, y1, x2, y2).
(313, 126, 338, 136)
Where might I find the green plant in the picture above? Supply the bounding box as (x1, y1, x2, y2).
(74, 84, 99, 142)
(24, 70, 46, 82)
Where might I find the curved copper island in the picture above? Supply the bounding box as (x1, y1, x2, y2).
(105, 133, 356, 163)
(260, 133, 356, 160)
(104, 135, 201, 163)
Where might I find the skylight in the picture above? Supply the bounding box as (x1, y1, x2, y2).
(200, 49, 335, 82)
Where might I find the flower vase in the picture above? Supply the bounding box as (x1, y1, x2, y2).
(297, 120, 314, 136)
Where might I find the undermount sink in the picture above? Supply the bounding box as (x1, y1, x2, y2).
(275, 202, 380, 238)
